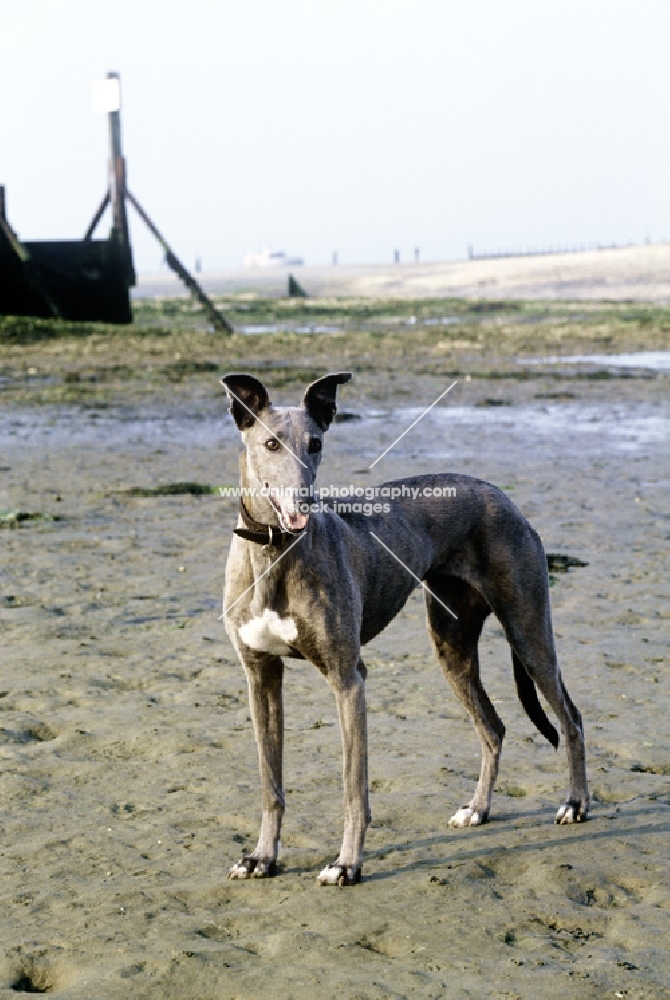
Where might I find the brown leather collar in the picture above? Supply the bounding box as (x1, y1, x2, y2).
(234, 498, 305, 546)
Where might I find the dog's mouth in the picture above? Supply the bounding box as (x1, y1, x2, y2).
(269, 495, 309, 533)
(286, 510, 309, 532)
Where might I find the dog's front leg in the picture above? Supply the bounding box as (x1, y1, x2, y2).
(318, 659, 370, 886)
(228, 653, 284, 879)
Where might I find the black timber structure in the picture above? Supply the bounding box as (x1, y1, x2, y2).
(0, 72, 231, 332)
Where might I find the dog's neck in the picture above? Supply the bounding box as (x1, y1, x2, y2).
(235, 498, 294, 547)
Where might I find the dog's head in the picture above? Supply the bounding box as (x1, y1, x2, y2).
(221, 372, 352, 532)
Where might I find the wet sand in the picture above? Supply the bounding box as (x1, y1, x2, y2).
(0, 320, 668, 997)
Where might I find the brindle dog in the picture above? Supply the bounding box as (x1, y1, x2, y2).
(221, 373, 589, 886)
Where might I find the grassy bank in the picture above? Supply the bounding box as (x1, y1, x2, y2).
(0, 297, 667, 406)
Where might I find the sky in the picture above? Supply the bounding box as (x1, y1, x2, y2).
(2, 1, 670, 273)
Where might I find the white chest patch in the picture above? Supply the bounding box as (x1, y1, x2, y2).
(238, 609, 298, 655)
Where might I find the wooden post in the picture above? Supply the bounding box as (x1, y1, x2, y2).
(125, 189, 232, 334)
(83, 190, 110, 241)
(95, 73, 231, 333)
(107, 72, 135, 284)
(108, 74, 127, 241)
(0, 186, 5, 224)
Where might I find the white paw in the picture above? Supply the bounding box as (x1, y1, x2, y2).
(555, 801, 587, 825)
(448, 806, 485, 828)
(227, 857, 277, 879)
(228, 860, 251, 879)
(317, 863, 361, 886)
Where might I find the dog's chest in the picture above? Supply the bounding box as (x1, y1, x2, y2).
(237, 608, 298, 655)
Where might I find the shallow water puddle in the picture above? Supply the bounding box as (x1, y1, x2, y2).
(519, 350, 670, 370)
(360, 403, 670, 452)
(0, 399, 666, 454)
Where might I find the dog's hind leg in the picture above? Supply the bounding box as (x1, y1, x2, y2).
(228, 653, 285, 879)
(493, 584, 589, 824)
(424, 576, 502, 828)
(510, 642, 589, 824)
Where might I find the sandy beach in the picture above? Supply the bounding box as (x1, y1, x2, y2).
(134, 243, 670, 303)
(0, 293, 668, 998)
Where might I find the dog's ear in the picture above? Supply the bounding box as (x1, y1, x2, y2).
(220, 374, 271, 430)
(303, 372, 353, 431)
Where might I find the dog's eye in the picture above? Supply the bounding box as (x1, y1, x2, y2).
(265, 439, 281, 452)
(308, 438, 322, 454)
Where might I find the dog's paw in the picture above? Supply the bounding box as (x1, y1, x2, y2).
(448, 805, 487, 828)
(228, 856, 277, 879)
(555, 800, 589, 825)
(317, 862, 361, 887)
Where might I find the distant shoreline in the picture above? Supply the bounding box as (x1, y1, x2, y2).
(133, 243, 670, 302)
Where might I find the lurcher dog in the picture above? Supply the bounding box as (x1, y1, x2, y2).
(221, 372, 589, 886)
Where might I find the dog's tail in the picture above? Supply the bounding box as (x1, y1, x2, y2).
(512, 652, 559, 748)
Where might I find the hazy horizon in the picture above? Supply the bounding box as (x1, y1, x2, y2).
(3, 1, 670, 273)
